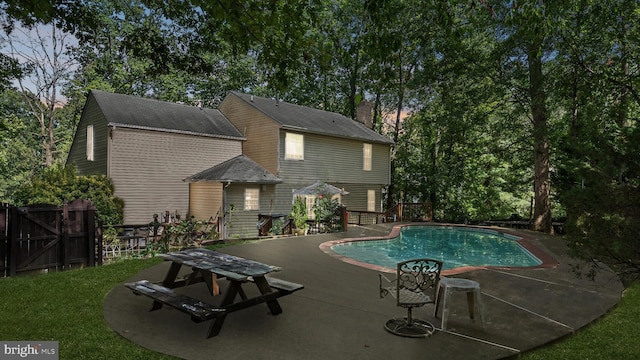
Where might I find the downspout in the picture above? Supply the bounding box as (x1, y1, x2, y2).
(222, 181, 231, 239)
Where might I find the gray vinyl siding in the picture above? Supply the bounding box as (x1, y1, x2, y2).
(279, 130, 391, 184)
(244, 182, 385, 224)
(66, 96, 108, 175)
(109, 128, 242, 224)
(222, 183, 281, 238)
(334, 184, 385, 212)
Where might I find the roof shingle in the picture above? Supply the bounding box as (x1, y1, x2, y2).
(90, 90, 245, 140)
(184, 155, 282, 184)
(228, 92, 394, 144)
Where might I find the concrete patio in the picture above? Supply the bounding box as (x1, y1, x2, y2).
(103, 223, 623, 360)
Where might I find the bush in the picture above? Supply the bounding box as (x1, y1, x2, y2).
(11, 164, 124, 225)
(558, 124, 640, 285)
(290, 196, 308, 229)
(313, 194, 343, 233)
(157, 215, 218, 250)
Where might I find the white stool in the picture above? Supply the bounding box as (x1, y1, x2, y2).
(434, 277, 485, 331)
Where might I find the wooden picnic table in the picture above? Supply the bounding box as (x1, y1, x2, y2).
(125, 248, 303, 338)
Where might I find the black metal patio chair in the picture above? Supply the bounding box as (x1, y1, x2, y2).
(379, 258, 443, 337)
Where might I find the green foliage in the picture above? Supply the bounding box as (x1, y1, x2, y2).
(0, 90, 40, 202)
(521, 281, 640, 360)
(158, 216, 218, 250)
(0, 257, 175, 359)
(290, 196, 308, 229)
(11, 164, 124, 225)
(5, 0, 640, 277)
(559, 124, 640, 284)
(269, 217, 285, 236)
(0, 53, 21, 91)
(313, 194, 343, 233)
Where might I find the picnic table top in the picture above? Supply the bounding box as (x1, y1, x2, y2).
(159, 248, 281, 277)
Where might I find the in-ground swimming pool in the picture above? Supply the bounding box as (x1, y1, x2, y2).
(328, 225, 543, 271)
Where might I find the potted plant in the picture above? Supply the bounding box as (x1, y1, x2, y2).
(290, 196, 308, 236)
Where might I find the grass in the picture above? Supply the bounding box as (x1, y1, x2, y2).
(0, 256, 639, 359)
(520, 280, 640, 360)
(0, 257, 176, 359)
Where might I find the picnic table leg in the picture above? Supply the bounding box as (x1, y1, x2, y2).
(206, 281, 243, 337)
(253, 276, 283, 315)
(151, 262, 182, 311)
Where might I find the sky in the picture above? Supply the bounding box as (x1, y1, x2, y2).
(1, 20, 78, 105)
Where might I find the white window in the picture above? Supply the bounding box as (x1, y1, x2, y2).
(244, 188, 260, 210)
(285, 132, 304, 160)
(367, 190, 376, 212)
(86, 125, 94, 161)
(363, 143, 372, 171)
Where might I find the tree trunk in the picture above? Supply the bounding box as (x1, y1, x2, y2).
(386, 53, 410, 210)
(528, 40, 553, 233)
(372, 91, 381, 130)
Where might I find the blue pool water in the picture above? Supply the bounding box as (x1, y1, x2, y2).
(331, 226, 542, 270)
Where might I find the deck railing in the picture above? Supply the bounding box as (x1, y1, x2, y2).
(347, 202, 433, 226)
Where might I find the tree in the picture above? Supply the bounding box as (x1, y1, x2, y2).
(0, 52, 21, 91)
(12, 164, 124, 225)
(553, 0, 640, 283)
(477, 1, 557, 233)
(0, 90, 40, 202)
(1, 19, 76, 167)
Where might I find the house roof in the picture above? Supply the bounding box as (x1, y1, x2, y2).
(90, 90, 245, 140)
(293, 181, 349, 196)
(184, 155, 282, 184)
(227, 91, 394, 145)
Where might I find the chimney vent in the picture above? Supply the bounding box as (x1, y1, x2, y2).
(356, 100, 373, 128)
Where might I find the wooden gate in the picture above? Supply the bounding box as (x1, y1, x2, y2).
(0, 199, 100, 277)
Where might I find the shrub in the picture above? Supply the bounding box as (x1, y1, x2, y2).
(290, 196, 308, 229)
(313, 194, 343, 233)
(11, 164, 124, 225)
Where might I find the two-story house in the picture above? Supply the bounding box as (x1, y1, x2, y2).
(215, 92, 394, 235)
(67, 90, 280, 230)
(68, 90, 393, 238)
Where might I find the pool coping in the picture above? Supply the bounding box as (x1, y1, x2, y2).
(319, 223, 559, 275)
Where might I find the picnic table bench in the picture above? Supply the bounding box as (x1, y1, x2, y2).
(125, 280, 225, 322)
(125, 248, 303, 338)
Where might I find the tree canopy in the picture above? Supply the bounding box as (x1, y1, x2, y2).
(1, 0, 639, 279)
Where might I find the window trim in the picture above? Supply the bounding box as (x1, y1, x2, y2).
(285, 132, 304, 160)
(86, 125, 94, 161)
(244, 188, 260, 210)
(367, 190, 376, 212)
(363, 143, 372, 171)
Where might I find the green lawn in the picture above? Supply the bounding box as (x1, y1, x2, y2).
(0, 258, 176, 359)
(0, 257, 638, 359)
(521, 280, 640, 360)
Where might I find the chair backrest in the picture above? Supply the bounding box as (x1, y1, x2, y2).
(396, 258, 443, 306)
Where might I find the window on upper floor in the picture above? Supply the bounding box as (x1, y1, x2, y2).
(363, 143, 372, 171)
(285, 132, 304, 160)
(244, 188, 260, 210)
(86, 125, 94, 161)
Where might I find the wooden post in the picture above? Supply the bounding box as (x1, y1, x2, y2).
(87, 203, 96, 267)
(96, 219, 103, 266)
(62, 201, 70, 270)
(341, 206, 348, 231)
(8, 206, 18, 277)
